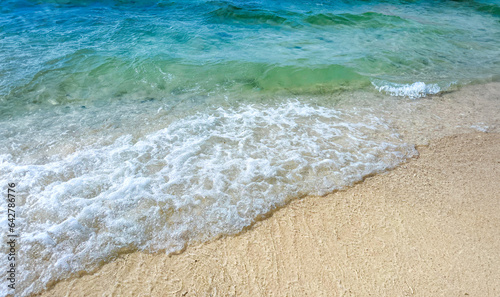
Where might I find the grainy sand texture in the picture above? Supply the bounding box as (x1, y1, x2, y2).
(38, 132, 500, 297)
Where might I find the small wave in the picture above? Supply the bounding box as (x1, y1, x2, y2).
(474, 2, 500, 17)
(206, 4, 290, 26)
(304, 12, 408, 28)
(0, 101, 416, 296)
(372, 81, 442, 99)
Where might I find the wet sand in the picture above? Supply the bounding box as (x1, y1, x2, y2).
(37, 131, 500, 297)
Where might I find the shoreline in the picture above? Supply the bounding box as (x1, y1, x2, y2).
(36, 131, 500, 296)
(2, 0, 500, 294)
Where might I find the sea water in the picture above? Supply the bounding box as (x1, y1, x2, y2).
(1, 0, 499, 296)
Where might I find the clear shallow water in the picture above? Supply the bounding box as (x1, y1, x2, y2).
(0, 0, 499, 295)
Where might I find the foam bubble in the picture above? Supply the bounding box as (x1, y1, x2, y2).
(470, 123, 490, 132)
(372, 81, 441, 99)
(0, 102, 416, 296)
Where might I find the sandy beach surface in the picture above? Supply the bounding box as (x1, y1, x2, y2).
(36, 130, 500, 296)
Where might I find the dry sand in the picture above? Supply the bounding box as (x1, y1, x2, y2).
(38, 132, 500, 296)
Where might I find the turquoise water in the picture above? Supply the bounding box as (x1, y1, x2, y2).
(2, 0, 500, 111)
(1, 0, 499, 296)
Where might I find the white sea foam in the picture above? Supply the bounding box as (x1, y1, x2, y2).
(0, 102, 416, 296)
(372, 81, 441, 99)
(470, 123, 490, 132)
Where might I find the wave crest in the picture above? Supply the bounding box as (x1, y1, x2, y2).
(372, 81, 442, 99)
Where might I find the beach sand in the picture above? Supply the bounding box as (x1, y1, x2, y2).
(37, 131, 500, 296)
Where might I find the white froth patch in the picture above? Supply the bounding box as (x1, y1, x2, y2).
(373, 81, 441, 99)
(0, 102, 416, 296)
(470, 123, 490, 132)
